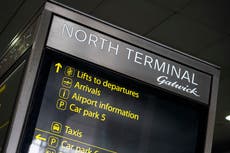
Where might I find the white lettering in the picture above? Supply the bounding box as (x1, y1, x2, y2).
(191, 73, 198, 85)
(100, 37, 108, 50)
(181, 70, 190, 83)
(171, 65, 181, 79)
(166, 63, 170, 75)
(134, 51, 143, 65)
(108, 42, 119, 55)
(157, 76, 200, 97)
(144, 55, 153, 68)
(62, 24, 73, 37)
(154, 59, 166, 73)
(75, 30, 87, 42)
(126, 48, 134, 60)
(88, 33, 98, 47)
(61, 23, 201, 93)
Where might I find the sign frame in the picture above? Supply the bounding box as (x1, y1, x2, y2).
(4, 2, 220, 153)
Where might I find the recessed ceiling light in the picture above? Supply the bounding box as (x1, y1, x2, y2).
(225, 115, 230, 121)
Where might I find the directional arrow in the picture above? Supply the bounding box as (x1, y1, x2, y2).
(35, 134, 46, 141)
(55, 63, 62, 73)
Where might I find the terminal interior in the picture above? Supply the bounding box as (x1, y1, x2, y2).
(0, 0, 230, 152)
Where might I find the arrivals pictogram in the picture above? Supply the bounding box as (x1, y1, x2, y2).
(62, 77, 73, 88)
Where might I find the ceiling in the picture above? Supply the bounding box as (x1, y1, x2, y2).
(0, 0, 230, 152)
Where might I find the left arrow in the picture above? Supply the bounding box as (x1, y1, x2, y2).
(35, 134, 46, 141)
(55, 63, 62, 73)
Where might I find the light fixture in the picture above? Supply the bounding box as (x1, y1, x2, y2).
(225, 115, 230, 121)
(11, 37, 19, 47)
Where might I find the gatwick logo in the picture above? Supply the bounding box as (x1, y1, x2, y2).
(157, 75, 200, 97)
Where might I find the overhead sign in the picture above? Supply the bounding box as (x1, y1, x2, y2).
(47, 16, 212, 104)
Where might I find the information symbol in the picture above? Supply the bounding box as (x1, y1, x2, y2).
(59, 88, 70, 100)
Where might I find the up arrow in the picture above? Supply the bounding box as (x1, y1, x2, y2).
(35, 134, 46, 141)
(55, 63, 62, 73)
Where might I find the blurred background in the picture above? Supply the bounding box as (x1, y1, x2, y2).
(0, 0, 229, 152)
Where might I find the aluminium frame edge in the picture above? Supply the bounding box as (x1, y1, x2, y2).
(204, 70, 220, 153)
(4, 9, 52, 153)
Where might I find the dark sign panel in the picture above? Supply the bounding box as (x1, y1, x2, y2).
(26, 51, 207, 153)
(47, 16, 212, 104)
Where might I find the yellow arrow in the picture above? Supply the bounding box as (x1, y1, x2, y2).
(55, 63, 62, 73)
(35, 134, 46, 141)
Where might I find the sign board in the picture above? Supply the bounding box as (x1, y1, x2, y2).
(3, 2, 220, 153)
(47, 16, 212, 104)
(28, 51, 207, 153)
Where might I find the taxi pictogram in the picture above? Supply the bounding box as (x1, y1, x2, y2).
(51, 121, 62, 134)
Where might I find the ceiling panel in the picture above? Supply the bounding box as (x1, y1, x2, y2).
(92, 0, 173, 35)
(0, 0, 24, 33)
(145, 0, 191, 11)
(213, 71, 230, 153)
(0, 0, 229, 153)
(212, 123, 230, 153)
(181, 0, 230, 34)
(52, 0, 103, 14)
(215, 73, 230, 121)
(196, 36, 230, 68)
(0, 0, 45, 57)
(146, 14, 225, 56)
